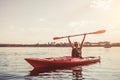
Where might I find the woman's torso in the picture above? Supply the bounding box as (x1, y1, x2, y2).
(72, 48, 82, 58)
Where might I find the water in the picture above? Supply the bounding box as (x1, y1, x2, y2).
(0, 47, 120, 80)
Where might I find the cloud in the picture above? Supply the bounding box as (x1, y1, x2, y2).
(39, 18, 45, 22)
(68, 22, 80, 27)
(90, 0, 112, 10)
(68, 20, 96, 28)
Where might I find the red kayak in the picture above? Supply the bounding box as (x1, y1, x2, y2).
(25, 56, 100, 69)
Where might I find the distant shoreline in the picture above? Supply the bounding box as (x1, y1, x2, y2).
(0, 42, 120, 47)
(0, 46, 119, 47)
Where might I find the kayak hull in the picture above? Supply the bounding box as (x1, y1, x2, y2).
(25, 56, 100, 69)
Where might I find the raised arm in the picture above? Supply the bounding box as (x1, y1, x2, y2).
(79, 34, 86, 50)
(68, 36, 74, 49)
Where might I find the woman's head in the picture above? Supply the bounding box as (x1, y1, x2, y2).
(74, 42, 78, 48)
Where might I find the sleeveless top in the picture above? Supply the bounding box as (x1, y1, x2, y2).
(72, 48, 82, 58)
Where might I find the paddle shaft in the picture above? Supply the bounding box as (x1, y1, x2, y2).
(53, 30, 105, 40)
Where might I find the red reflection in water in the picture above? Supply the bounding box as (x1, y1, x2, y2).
(29, 66, 84, 80)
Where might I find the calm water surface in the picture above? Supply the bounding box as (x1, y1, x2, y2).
(0, 47, 120, 80)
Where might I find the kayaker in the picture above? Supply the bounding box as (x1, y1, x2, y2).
(68, 34, 86, 58)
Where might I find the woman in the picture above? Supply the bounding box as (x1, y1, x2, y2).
(68, 34, 86, 58)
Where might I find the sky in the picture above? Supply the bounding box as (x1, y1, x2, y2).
(0, 0, 120, 44)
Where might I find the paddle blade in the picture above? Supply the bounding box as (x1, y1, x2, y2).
(91, 30, 106, 34)
(53, 37, 61, 40)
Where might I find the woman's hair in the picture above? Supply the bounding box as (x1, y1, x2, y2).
(74, 42, 78, 46)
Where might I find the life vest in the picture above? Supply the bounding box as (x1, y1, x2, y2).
(72, 48, 82, 58)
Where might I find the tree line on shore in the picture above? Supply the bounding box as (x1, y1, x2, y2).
(0, 41, 120, 47)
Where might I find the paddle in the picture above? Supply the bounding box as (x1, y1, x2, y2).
(53, 30, 105, 40)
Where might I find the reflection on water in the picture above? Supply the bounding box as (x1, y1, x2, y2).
(28, 66, 84, 80)
(72, 66, 83, 80)
(29, 68, 57, 76)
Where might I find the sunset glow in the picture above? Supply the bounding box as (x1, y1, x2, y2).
(0, 0, 120, 44)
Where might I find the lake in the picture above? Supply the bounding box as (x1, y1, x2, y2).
(0, 47, 120, 80)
